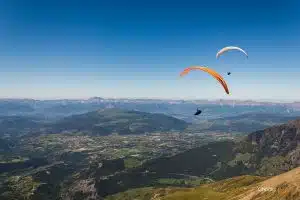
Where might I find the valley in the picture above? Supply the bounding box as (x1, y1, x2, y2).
(0, 98, 300, 200)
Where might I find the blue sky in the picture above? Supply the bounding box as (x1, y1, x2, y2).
(0, 0, 299, 100)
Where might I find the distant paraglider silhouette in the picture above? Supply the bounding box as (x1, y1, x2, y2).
(194, 108, 202, 116)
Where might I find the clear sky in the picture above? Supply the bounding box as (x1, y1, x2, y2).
(0, 0, 299, 100)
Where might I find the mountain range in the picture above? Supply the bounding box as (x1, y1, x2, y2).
(187, 113, 299, 134)
(1, 108, 300, 137)
(0, 97, 299, 137)
(0, 108, 189, 137)
(0, 98, 298, 121)
(44, 108, 189, 135)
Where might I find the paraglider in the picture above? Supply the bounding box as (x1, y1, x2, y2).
(194, 108, 202, 115)
(180, 66, 230, 95)
(216, 46, 248, 59)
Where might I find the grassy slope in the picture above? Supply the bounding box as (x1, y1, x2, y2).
(106, 167, 300, 200)
(163, 167, 300, 200)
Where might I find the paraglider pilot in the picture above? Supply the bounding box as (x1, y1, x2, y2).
(194, 108, 202, 115)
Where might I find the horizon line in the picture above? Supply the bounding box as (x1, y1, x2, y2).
(0, 97, 297, 103)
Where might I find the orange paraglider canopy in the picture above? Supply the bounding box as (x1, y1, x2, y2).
(180, 66, 230, 95)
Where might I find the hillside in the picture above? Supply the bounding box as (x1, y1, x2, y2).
(0, 116, 44, 136)
(162, 166, 300, 200)
(0, 98, 298, 123)
(145, 119, 300, 178)
(45, 108, 189, 135)
(244, 119, 300, 175)
(187, 113, 299, 134)
(105, 167, 300, 200)
(96, 119, 300, 197)
(0, 109, 189, 137)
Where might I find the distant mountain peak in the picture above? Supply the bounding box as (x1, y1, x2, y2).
(88, 97, 104, 100)
(45, 108, 188, 136)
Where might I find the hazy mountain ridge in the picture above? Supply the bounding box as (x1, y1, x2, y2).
(0, 116, 45, 137)
(0, 98, 299, 136)
(1, 111, 298, 137)
(187, 113, 300, 134)
(45, 108, 189, 135)
(0, 98, 298, 121)
(0, 108, 189, 137)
